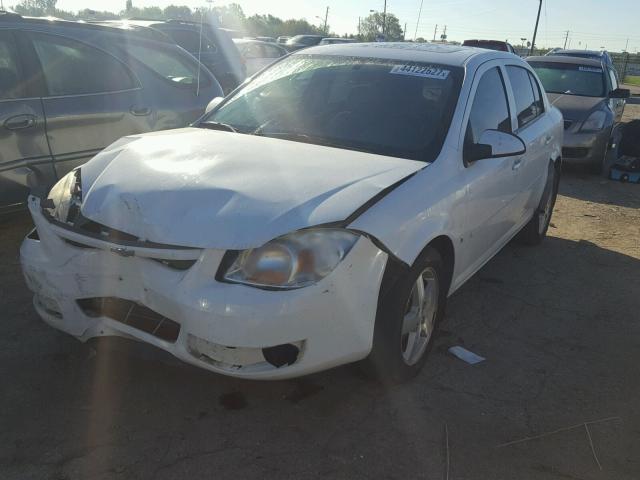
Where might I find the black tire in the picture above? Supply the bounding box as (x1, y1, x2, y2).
(518, 161, 559, 245)
(361, 247, 447, 384)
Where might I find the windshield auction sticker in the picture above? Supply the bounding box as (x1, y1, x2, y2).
(578, 66, 603, 73)
(390, 64, 450, 80)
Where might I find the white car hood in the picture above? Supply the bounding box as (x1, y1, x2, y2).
(79, 128, 425, 249)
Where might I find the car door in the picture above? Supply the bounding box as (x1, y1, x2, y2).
(607, 67, 625, 123)
(0, 29, 56, 211)
(26, 30, 152, 179)
(504, 65, 552, 222)
(458, 62, 521, 275)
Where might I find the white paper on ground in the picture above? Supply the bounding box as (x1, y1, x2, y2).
(448, 346, 485, 364)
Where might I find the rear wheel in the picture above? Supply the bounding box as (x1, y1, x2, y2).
(518, 161, 559, 245)
(361, 247, 446, 384)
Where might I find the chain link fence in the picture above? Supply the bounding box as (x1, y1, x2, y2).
(612, 53, 640, 84)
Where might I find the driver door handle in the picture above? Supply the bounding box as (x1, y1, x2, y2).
(545, 135, 553, 145)
(4, 114, 36, 130)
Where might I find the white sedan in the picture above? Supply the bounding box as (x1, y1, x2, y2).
(21, 43, 563, 383)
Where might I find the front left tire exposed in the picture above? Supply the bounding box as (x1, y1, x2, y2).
(362, 247, 447, 384)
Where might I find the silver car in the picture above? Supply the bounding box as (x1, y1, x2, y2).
(527, 55, 630, 173)
(0, 13, 223, 213)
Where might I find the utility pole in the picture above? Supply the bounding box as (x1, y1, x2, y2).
(563, 30, 570, 49)
(624, 38, 629, 52)
(323, 6, 329, 34)
(530, 0, 542, 55)
(358, 17, 361, 38)
(441, 25, 447, 43)
(433, 24, 438, 42)
(404, 22, 407, 41)
(414, 0, 424, 41)
(382, 0, 387, 37)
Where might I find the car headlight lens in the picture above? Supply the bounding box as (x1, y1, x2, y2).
(221, 229, 359, 289)
(580, 110, 607, 132)
(45, 170, 82, 223)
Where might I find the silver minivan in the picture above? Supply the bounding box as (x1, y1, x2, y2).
(0, 12, 223, 213)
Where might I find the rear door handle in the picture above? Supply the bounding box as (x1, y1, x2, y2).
(130, 106, 151, 116)
(4, 114, 36, 130)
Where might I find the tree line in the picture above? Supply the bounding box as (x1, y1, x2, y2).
(10, 0, 406, 41)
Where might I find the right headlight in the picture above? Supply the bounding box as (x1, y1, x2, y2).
(220, 229, 359, 289)
(45, 170, 82, 223)
(580, 110, 607, 132)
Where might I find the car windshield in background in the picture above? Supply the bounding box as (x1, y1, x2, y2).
(529, 62, 606, 97)
(202, 55, 463, 162)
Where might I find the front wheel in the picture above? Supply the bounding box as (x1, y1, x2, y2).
(517, 161, 559, 245)
(361, 247, 446, 384)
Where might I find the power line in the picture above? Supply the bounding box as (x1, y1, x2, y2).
(414, 0, 424, 41)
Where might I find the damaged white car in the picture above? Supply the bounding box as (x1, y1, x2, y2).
(21, 43, 563, 382)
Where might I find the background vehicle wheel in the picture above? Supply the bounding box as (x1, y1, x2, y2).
(518, 161, 559, 245)
(361, 247, 447, 384)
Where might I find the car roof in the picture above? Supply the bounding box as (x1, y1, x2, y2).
(526, 55, 605, 67)
(0, 12, 172, 41)
(234, 38, 283, 47)
(553, 49, 606, 56)
(299, 42, 513, 67)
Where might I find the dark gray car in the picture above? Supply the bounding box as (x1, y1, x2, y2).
(0, 12, 223, 213)
(527, 55, 630, 173)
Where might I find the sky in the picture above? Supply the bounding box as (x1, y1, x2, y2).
(8, 0, 640, 52)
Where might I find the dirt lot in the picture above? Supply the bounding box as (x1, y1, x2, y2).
(1, 177, 639, 479)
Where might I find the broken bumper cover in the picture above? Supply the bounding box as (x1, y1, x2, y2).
(20, 197, 388, 380)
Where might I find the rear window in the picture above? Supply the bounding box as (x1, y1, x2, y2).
(463, 41, 508, 52)
(163, 29, 218, 54)
(528, 61, 606, 97)
(126, 42, 209, 87)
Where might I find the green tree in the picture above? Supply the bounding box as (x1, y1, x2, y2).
(214, 3, 246, 32)
(163, 5, 192, 20)
(13, 0, 57, 16)
(360, 12, 403, 42)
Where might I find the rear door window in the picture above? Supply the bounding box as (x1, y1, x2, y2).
(527, 71, 545, 117)
(262, 44, 285, 59)
(126, 42, 209, 87)
(506, 66, 539, 129)
(0, 31, 23, 99)
(29, 32, 137, 96)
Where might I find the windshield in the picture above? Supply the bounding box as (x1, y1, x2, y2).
(201, 54, 463, 162)
(528, 62, 606, 97)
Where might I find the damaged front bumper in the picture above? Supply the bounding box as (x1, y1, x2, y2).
(20, 197, 388, 380)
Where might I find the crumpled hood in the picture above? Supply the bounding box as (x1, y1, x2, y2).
(79, 128, 425, 249)
(547, 93, 606, 121)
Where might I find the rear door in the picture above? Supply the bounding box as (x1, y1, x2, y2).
(0, 29, 55, 211)
(26, 30, 153, 179)
(503, 65, 552, 222)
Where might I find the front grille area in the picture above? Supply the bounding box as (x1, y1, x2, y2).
(562, 147, 589, 158)
(77, 297, 180, 342)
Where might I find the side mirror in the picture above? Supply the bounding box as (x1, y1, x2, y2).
(205, 96, 224, 114)
(465, 130, 526, 163)
(610, 88, 630, 99)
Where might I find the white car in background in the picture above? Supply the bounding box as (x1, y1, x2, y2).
(233, 38, 288, 76)
(21, 43, 563, 383)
